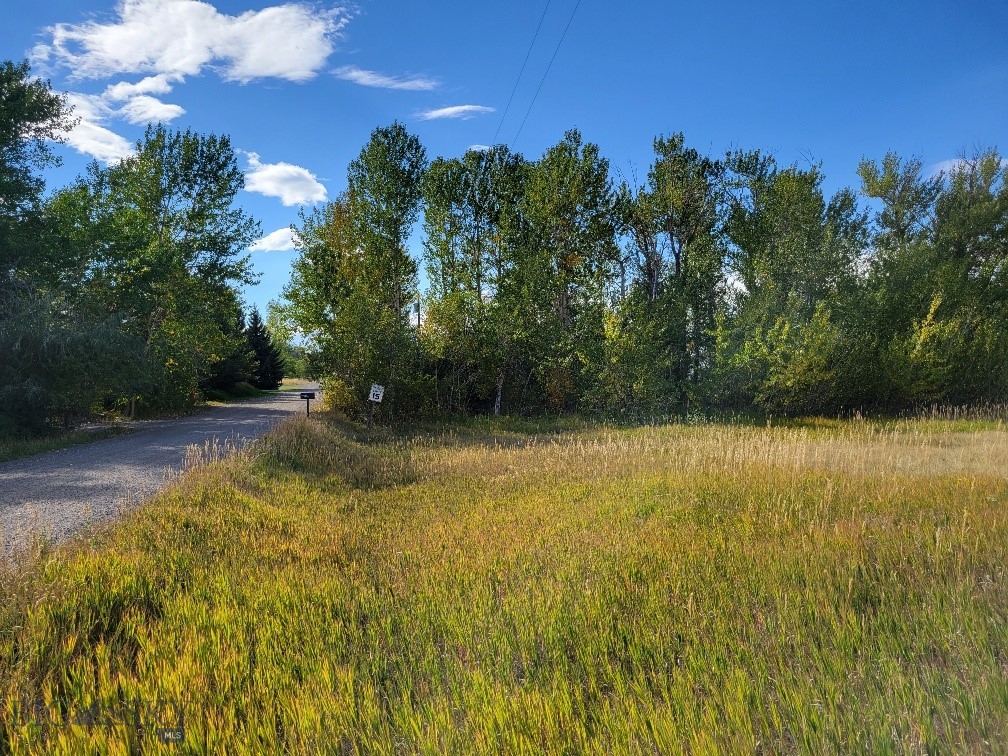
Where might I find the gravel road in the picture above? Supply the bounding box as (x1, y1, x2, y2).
(0, 387, 319, 556)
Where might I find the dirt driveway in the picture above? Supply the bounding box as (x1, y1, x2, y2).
(0, 387, 318, 556)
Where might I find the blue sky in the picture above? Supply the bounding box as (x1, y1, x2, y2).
(4, 0, 1007, 315)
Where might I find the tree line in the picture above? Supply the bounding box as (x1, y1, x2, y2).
(1, 61, 287, 434)
(3, 59, 1005, 431)
(278, 123, 1007, 420)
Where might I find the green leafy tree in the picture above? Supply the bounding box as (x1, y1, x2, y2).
(0, 59, 75, 287)
(265, 299, 308, 378)
(347, 121, 427, 320)
(283, 194, 388, 415)
(857, 149, 1008, 406)
(719, 153, 868, 413)
(0, 292, 145, 431)
(925, 150, 1007, 402)
(422, 146, 533, 414)
(602, 134, 727, 415)
(285, 123, 429, 417)
(54, 124, 259, 409)
(522, 129, 618, 411)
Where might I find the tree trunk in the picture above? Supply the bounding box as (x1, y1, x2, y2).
(494, 367, 505, 416)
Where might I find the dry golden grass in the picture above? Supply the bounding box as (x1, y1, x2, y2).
(1, 414, 1006, 752)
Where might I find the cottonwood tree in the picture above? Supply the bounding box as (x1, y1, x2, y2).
(0, 59, 75, 288)
(854, 150, 1008, 405)
(347, 122, 427, 320)
(918, 150, 1007, 401)
(345, 122, 429, 409)
(522, 129, 618, 410)
(0, 61, 148, 431)
(422, 145, 532, 414)
(54, 124, 259, 409)
(719, 153, 869, 413)
(284, 123, 430, 414)
(601, 135, 727, 414)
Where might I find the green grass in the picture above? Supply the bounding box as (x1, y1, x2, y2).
(277, 377, 312, 392)
(0, 426, 133, 464)
(203, 379, 312, 403)
(2, 414, 1007, 752)
(201, 382, 269, 403)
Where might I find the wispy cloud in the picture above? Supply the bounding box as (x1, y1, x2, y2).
(930, 156, 1008, 177)
(35, 0, 351, 83)
(250, 227, 300, 252)
(118, 95, 186, 125)
(417, 104, 494, 121)
(103, 74, 181, 101)
(59, 82, 186, 162)
(930, 158, 966, 177)
(243, 152, 327, 207)
(468, 144, 491, 152)
(333, 65, 437, 91)
(61, 93, 134, 164)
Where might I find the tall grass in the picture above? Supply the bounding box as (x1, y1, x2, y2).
(1, 414, 1006, 752)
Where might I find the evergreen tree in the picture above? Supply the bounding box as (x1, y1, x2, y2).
(200, 299, 257, 393)
(246, 307, 285, 390)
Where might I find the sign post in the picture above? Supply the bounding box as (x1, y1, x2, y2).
(367, 383, 384, 430)
(300, 391, 316, 415)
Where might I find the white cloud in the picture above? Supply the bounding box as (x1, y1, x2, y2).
(57, 77, 184, 160)
(118, 95, 186, 124)
(37, 0, 351, 83)
(333, 65, 437, 91)
(244, 152, 327, 207)
(930, 156, 1008, 177)
(931, 158, 966, 177)
(468, 144, 491, 152)
(104, 73, 181, 101)
(417, 104, 494, 121)
(250, 227, 300, 252)
(61, 93, 134, 163)
(65, 120, 135, 164)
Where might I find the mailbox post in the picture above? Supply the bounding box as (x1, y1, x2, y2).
(300, 391, 316, 415)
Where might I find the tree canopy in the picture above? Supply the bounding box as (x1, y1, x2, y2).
(2, 54, 1005, 430)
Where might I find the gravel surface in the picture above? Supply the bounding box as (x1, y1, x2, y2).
(0, 387, 319, 556)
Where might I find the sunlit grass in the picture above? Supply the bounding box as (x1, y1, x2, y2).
(2, 413, 1006, 752)
(277, 378, 313, 392)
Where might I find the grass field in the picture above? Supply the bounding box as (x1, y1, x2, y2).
(1, 413, 1007, 752)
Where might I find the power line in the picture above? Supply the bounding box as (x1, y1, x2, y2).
(491, 1, 553, 147)
(511, 0, 582, 150)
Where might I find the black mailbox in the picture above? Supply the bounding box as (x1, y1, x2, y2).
(300, 392, 316, 399)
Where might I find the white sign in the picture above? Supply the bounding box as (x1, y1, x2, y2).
(369, 383, 385, 403)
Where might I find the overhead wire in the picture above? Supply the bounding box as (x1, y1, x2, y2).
(491, 0, 553, 147)
(510, 0, 582, 150)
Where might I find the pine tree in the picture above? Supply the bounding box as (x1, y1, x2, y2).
(200, 301, 257, 392)
(246, 307, 285, 390)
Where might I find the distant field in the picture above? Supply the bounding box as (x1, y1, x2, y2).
(2, 414, 1006, 752)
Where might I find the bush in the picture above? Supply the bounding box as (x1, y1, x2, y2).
(0, 294, 145, 431)
(319, 375, 362, 419)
